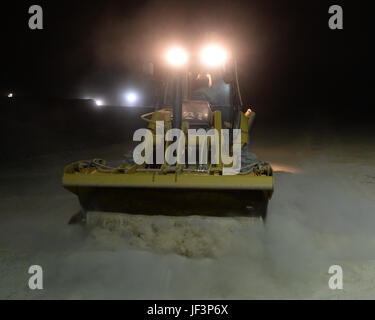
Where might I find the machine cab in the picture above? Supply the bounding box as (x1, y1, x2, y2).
(158, 63, 241, 129)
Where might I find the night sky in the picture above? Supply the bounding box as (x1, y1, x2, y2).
(2, 1, 373, 118)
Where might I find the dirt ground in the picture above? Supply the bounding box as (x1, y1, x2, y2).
(0, 109, 374, 299)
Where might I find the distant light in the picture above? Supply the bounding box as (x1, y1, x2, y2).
(200, 45, 227, 67)
(125, 92, 137, 104)
(95, 99, 103, 106)
(166, 47, 188, 67)
(8, 93, 13, 98)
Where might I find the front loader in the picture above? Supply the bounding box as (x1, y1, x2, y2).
(63, 45, 273, 224)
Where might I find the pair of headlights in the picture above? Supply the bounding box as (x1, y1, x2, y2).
(166, 45, 227, 68)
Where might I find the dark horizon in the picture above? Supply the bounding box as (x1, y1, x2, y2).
(2, 1, 373, 116)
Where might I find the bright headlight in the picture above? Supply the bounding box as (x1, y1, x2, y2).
(95, 99, 103, 106)
(200, 45, 227, 67)
(126, 92, 137, 103)
(166, 47, 188, 67)
(125, 92, 138, 105)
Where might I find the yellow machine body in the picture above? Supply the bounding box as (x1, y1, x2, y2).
(63, 108, 273, 219)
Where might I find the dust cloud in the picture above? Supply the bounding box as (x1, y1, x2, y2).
(1, 136, 375, 299)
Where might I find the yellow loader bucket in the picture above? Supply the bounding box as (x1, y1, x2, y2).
(63, 160, 274, 219)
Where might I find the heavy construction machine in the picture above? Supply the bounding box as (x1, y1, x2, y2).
(62, 45, 274, 223)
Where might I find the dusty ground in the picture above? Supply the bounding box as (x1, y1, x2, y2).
(0, 118, 375, 299)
